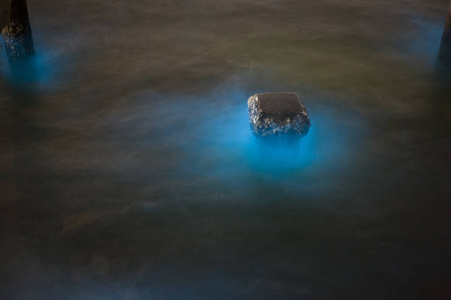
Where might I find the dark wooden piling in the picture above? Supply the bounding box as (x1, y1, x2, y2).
(1, 0, 35, 72)
(438, 2, 451, 66)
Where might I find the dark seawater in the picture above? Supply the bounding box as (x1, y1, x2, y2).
(0, 0, 450, 299)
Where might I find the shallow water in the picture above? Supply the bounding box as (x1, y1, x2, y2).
(0, 0, 450, 299)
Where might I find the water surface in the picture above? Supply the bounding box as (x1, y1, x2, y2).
(0, 0, 450, 299)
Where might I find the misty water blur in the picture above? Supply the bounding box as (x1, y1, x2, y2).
(0, 0, 450, 299)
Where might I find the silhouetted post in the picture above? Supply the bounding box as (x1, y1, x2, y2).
(438, 2, 451, 66)
(1, 0, 35, 74)
(0, 0, 11, 30)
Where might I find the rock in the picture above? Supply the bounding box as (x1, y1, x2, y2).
(248, 92, 311, 138)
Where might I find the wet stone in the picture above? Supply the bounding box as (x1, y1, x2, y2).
(248, 92, 311, 138)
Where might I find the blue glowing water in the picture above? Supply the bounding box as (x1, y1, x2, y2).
(119, 85, 367, 202)
(407, 15, 444, 64)
(0, 42, 62, 88)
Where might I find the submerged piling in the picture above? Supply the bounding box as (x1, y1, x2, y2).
(1, 0, 36, 78)
(438, 2, 451, 66)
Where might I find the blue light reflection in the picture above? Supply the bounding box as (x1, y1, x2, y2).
(0, 43, 61, 88)
(202, 98, 354, 173)
(151, 87, 366, 187)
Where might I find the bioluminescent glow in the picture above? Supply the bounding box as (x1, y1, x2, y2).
(404, 16, 444, 65)
(197, 92, 359, 174)
(0, 43, 62, 88)
(122, 86, 367, 195)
